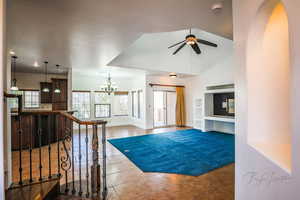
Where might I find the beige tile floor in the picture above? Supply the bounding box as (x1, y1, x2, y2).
(12, 125, 234, 200)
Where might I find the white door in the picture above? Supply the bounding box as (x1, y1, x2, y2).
(154, 91, 166, 127)
(166, 91, 176, 126)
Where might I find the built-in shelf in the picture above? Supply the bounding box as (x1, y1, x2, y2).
(193, 98, 203, 130)
(204, 115, 235, 123)
(204, 88, 235, 94)
(203, 84, 235, 134)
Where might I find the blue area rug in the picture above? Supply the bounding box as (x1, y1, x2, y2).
(108, 129, 235, 176)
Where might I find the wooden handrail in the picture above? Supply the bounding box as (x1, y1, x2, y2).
(59, 111, 107, 125)
(20, 110, 107, 125)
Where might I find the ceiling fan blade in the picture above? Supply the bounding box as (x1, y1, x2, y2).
(197, 39, 218, 47)
(191, 43, 201, 54)
(168, 40, 186, 49)
(173, 43, 187, 55)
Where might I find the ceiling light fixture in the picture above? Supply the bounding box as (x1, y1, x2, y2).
(211, 2, 223, 11)
(54, 64, 61, 93)
(9, 50, 15, 55)
(101, 73, 117, 95)
(34, 61, 39, 67)
(169, 73, 177, 78)
(10, 56, 19, 91)
(42, 61, 50, 93)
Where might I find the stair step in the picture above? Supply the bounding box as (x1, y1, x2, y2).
(6, 180, 59, 200)
(55, 194, 92, 200)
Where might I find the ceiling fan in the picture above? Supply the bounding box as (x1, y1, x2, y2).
(168, 29, 218, 55)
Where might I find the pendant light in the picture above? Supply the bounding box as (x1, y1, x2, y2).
(10, 56, 19, 91)
(42, 61, 50, 93)
(53, 64, 61, 93)
(101, 73, 117, 95)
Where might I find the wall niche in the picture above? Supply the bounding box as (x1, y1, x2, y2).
(247, 0, 291, 173)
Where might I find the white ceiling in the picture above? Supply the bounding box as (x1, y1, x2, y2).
(7, 0, 233, 74)
(108, 28, 233, 75)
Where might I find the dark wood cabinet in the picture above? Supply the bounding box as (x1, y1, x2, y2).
(40, 82, 52, 103)
(52, 79, 67, 110)
(11, 115, 36, 150)
(11, 112, 74, 151)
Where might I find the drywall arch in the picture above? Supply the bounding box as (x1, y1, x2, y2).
(246, 0, 291, 173)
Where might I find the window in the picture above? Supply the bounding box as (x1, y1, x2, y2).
(95, 104, 111, 118)
(9, 90, 23, 109)
(137, 90, 143, 119)
(113, 92, 129, 116)
(94, 92, 111, 118)
(132, 91, 137, 117)
(94, 92, 110, 104)
(24, 90, 40, 108)
(72, 91, 91, 119)
(131, 90, 142, 119)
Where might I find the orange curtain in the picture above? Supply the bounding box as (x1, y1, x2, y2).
(176, 87, 186, 127)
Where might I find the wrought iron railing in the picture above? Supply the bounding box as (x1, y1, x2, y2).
(5, 93, 108, 199)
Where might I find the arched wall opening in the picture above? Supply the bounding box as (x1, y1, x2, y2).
(247, 0, 291, 173)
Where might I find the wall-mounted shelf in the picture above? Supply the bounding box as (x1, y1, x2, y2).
(204, 115, 235, 123)
(193, 98, 203, 130)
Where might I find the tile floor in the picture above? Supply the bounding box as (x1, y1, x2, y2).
(12, 125, 234, 200)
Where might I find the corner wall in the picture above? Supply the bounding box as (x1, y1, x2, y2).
(0, 0, 5, 198)
(234, 0, 300, 199)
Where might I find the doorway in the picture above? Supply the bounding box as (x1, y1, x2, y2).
(153, 91, 176, 127)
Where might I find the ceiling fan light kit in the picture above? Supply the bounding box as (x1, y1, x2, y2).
(168, 29, 218, 55)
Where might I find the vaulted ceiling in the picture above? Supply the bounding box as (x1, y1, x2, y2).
(108, 28, 233, 75)
(7, 0, 233, 74)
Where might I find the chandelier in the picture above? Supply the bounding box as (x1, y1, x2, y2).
(101, 73, 117, 95)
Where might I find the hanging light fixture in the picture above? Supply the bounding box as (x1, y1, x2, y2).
(101, 73, 117, 95)
(53, 64, 61, 93)
(42, 61, 50, 93)
(10, 55, 19, 91)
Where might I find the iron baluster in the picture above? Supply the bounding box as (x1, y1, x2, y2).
(48, 115, 52, 179)
(78, 124, 82, 196)
(38, 114, 43, 181)
(18, 116, 23, 185)
(85, 125, 89, 197)
(56, 114, 61, 178)
(29, 115, 33, 183)
(71, 121, 76, 194)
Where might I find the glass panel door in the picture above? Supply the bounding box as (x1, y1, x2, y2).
(154, 91, 166, 127)
(166, 91, 176, 126)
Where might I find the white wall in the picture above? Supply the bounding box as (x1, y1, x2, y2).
(234, 0, 300, 199)
(0, 0, 5, 197)
(185, 55, 235, 133)
(72, 71, 147, 128)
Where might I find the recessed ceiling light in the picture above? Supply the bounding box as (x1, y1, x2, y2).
(169, 73, 177, 78)
(9, 50, 15, 55)
(211, 2, 223, 11)
(34, 61, 39, 67)
(33, 61, 40, 67)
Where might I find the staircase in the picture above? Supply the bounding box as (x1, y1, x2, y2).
(4, 92, 108, 200)
(6, 179, 59, 200)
